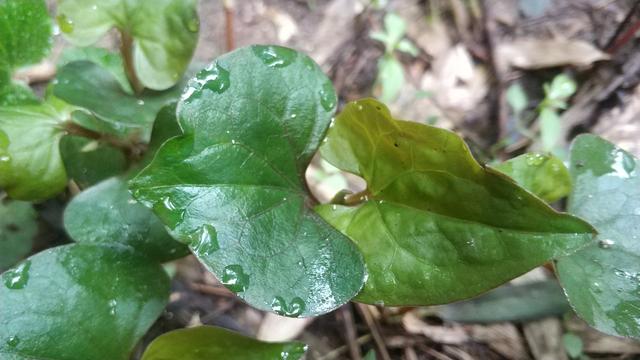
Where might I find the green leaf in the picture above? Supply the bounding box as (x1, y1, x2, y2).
(0, 243, 170, 360)
(544, 74, 576, 106)
(0, 103, 68, 200)
(58, 47, 133, 94)
(0, 199, 36, 270)
(376, 55, 404, 103)
(562, 333, 583, 359)
(56, 0, 199, 90)
(317, 98, 594, 306)
(64, 177, 189, 262)
(53, 61, 183, 141)
(396, 39, 419, 57)
(0, 0, 51, 71)
(60, 135, 127, 188)
(130, 45, 366, 317)
(494, 152, 572, 203)
(539, 107, 562, 153)
(556, 134, 640, 339)
(506, 82, 527, 115)
(383, 13, 406, 50)
(141, 326, 307, 360)
(0, 81, 39, 107)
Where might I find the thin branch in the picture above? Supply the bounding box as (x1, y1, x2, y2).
(119, 30, 144, 94)
(63, 121, 146, 161)
(355, 303, 392, 360)
(223, 0, 235, 51)
(338, 304, 362, 360)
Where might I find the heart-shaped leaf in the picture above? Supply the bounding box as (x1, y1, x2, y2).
(60, 135, 127, 188)
(317, 99, 594, 305)
(0, 103, 68, 200)
(556, 134, 640, 339)
(58, 47, 133, 94)
(0, 199, 36, 270)
(56, 0, 199, 90)
(130, 45, 366, 317)
(494, 152, 572, 203)
(0, 244, 170, 360)
(0, 0, 51, 72)
(141, 326, 307, 360)
(64, 177, 189, 262)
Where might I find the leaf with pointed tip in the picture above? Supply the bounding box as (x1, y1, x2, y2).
(58, 47, 133, 94)
(0, 244, 170, 360)
(130, 45, 366, 317)
(64, 177, 189, 262)
(141, 326, 307, 360)
(0, 0, 51, 71)
(494, 152, 572, 203)
(53, 61, 184, 141)
(317, 99, 594, 305)
(557, 134, 640, 339)
(0, 199, 36, 271)
(56, 0, 199, 90)
(60, 135, 127, 188)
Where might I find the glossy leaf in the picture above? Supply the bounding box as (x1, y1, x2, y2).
(130, 45, 366, 317)
(0, 103, 68, 200)
(0, 199, 36, 270)
(60, 135, 127, 188)
(494, 152, 572, 203)
(141, 326, 307, 360)
(53, 61, 183, 141)
(56, 0, 199, 90)
(0, 0, 51, 71)
(58, 47, 132, 94)
(556, 134, 640, 339)
(317, 99, 594, 305)
(64, 177, 189, 262)
(0, 244, 170, 360)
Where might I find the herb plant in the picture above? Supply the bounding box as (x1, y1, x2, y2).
(1, 0, 639, 359)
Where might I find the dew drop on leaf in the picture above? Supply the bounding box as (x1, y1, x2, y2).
(319, 81, 336, 111)
(187, 17, 199, 33)
(56, 14, 74, 34)
(221, 264, 250, 293)
(271, 296, 306, 317)
(2, 260, 31, 290)
(189, 224, 219, 256)
(108, 299, 117, 316)
(252, 45, 297, 68)
(6, 336, 19, 348)
(525, 153, 546, 166)
(598, 239, 615, 249)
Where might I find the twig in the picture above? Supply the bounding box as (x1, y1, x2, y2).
(63, 121, 146, 161)
(318, 334, 372, 360)
(355, 303, 391, 360)
(119, 30, 144, 94)
(338, 304, 362, 360)
(189, 282, 235, 298)
(604, 0, 640, 53)
(223, 0, 235, 51)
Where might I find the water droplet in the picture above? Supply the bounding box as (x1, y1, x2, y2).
(189, 224, 219, 256)
(162, 197, 176, 211)
(331, 205, 337, 210)
(6, 336, 19, 348)
(231, 139, 236, 145)
(525, 153, 546, 166)
(221, 264, 250, 293)
(271, 296, 306, 317)
(0, 154, 10, 163)
(136, 99, 145, 106)
(610, 150, 635, 178)
(290, 113, 297, 118)
(152, 197, 184, 230)
(252, 45, 297, 68)
(183, 62, 231, 102)
(56, 14, 74, 34)
(598, 239, 615, 249)
(592, 282, 602, 293)
(108, 299, 117, 316)
(187, 17, 199, 32)
(3, 260, 31, 290)
(358, 104, 363, 111)
(91, 4, 98, 10)
(319, 82, 336, 111)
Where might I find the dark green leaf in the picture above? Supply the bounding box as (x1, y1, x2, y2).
(0, 199, 36, 270)
(317, 98, 594, 305)
(494, 152, 572, 203)
(60, 135, 127, 188)
(0, 244, 170, 360)
(64, 177, 189, 262)
(0, 81, 39, 107)
(141, 326, 307, 360)
(557, 134, 640, 339)
(58, 47, 132, 94)
(130, 45, 366, 317)
(53, 61, 183, 141)
(0, 0, 51, 71)
(0, 103, 68, 200)
(56, 0, 199, 90)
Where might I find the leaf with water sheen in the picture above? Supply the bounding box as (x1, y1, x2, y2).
(556, 134, 640, 339)
(0, 199, 36, 271)
(0, 104, 68, 200)
(53, 61, 184, 141)
(494, 152, 572, 203)
(0, 244, 170, 360)
(64, 177, 189, 262)
(317, 99, 594, 305)
(58, 47, 133, 94)
(141, 326, 307, 360)
(0, 0, 51, 72)
(60, 135, 127, 188)
(56, 0, 198, 90)
(130, 45, 366, 317)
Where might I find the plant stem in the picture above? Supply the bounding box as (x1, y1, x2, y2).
(63, 121, 146, 161)
(223, 0, 235, 51)
(119, 30, 144, 94)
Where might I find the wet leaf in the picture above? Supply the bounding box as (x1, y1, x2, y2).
(64, 177, 189, 262)
(0, 199, 36, 271)
(0, 0, 51, 72)
(130, 45, 366, 317)
(141, 326, 307, 360)
(317, 99, 594, 305)
(60, 135, 127, 188)
(0, 103, 68, 200)
(557, 134, 640, 339)
(53, 61, 183, 141)
(58, 47, 133, 94)
(494, 152, 572, 203)
(56, 0, 199, 90)
(0, 244, 170, 360)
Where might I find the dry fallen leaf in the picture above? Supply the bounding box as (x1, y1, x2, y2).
(256, 313, 313, 342)
(497, 38, 609, 71)
(402, 311, 469, 345)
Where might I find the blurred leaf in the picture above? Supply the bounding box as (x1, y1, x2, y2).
(0, 0, 51, 71)
(494, 152, 572, 203)
(396, 39, 419, 56)
(364, 350, 377, 360)
(64, 177, 189, 262)
(562, 333, 583, 359)
(0, 199, 36, 271)
(317, 99, 594, 305)
(498, 39, 609, 69)
(370, 31, 389, 44)
(539, 108, 562, 153)
(376, 55, 404, 103)
(58, 47, 133, 94)
(60, 135, 127, 188)
(383, 13, 406, 49)
(56, 0, 199, 90)
(0, 244, 170, 360)
(0, 81, 39, 106)
(544, 74, 577, 107)
(506, 82, 528, 115)
(557, 134, 640, 339)
(436, 280, 571, 323)
(141, 326, 307, 360)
